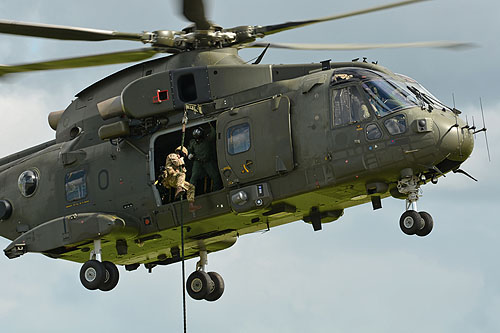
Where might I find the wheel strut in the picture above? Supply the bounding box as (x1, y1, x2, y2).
(90, 239, 102, 261)
(397, 174, 421, 212)
(196, 250, 208, 272)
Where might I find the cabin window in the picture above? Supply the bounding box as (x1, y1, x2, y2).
(227, 123, 251, 155)
(384, 114, 407, 135)
(18, 169, 39, 197)
(65, 170, 87, 202)
(331, 86, 370, 127)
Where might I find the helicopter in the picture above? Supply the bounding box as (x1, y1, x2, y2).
(0, 0, 478, 302)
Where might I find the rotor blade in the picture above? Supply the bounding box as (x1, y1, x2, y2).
(247, 41, 476, 51)
(183, 0, 211, 30)
(254, 0, 429, 37)
(0, 19, 147, 42)
(0, 48, 160, 77)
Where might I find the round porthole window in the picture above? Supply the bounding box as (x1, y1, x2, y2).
(18, 169, 39, 197)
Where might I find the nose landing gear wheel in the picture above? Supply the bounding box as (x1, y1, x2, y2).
(99, 261, 120, 292)
(416, 211, 433, 237)
(186, 270, 214, 300)
(80, 260, 106, 290)
(205, 271, 225, 302)
(399, 210, 424, 235)
(397, 172, 435, 237)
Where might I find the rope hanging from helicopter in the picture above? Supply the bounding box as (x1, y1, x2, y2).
(179, 107, 189, 333)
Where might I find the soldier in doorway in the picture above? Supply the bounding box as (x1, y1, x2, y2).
(187, 126, 223, 193)
(162, 146, 201, 212)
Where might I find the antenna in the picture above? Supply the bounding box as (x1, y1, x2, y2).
(451, 93, 461, 157)
(461, 115, 470, 130)
(252, 43, 270, 65)
(473, 98, 491, 161)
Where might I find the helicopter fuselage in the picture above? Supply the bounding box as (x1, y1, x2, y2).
(0, 48, 473, 269)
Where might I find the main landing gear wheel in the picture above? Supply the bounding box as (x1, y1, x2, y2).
(186, 270, 214, 300)
(205, 271, 225, 302)
(99, 261, 120, 292)
(80, 260, 106, 290)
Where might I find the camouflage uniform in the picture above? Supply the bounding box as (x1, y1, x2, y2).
(188, 127, 223, 191)
(162, 152, 195, 202)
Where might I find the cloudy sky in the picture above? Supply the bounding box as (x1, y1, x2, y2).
(0, 0, 498, 332)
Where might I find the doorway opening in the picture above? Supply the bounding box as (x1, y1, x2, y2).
(152, 121, 223, 205)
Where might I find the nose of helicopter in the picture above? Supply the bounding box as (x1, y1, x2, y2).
(434, 114, 474, 162)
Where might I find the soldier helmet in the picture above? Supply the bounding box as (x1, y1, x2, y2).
(175, 146, 188, 157)
(192, 127, 204, 140)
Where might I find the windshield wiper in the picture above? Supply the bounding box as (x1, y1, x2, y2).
(420, 92, 452, 112)
(407, 85, 433, 111)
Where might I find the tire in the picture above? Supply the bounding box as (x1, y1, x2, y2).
(186, 271, 214, 300)
(399, 210, 424, 235)
(416, 211, 434, 237)
(205, 271, 225, 302)
(99, 261, 120, 292)
(80, 260, 106, 290)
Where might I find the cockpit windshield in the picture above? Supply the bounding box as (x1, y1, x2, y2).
(361, 79, 418, 117)
(396, 73, 452, 112)
(331, 68, 419, 118)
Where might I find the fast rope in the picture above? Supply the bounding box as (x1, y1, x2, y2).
(180, 196, 187, 333)
(180, 107, 189, 333)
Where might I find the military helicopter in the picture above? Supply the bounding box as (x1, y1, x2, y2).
(0, 0, 477, 302)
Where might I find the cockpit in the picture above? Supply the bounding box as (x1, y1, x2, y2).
(330, 68, 451, 125)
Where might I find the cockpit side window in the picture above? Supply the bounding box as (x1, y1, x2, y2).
(384, 114, 407, 135)
(331, 85, 371, 127)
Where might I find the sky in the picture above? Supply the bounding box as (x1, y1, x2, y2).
(0, 0, 499, 332)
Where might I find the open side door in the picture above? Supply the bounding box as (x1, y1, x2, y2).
(216, 95, 294, 186)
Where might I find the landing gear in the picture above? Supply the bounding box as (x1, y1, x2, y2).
(397, 172, 434, 237)
(79, 239, 120, 292)
(186, 250, 225, 302)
